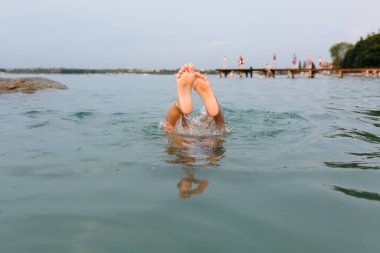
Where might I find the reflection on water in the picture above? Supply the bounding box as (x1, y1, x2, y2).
(354, 109, 380, 127)
(354, 109, 380, 118)
(330, 185, 380, 202)
(324, 104, 380, 170)
(165, 134, 225, 168)
(347, 149, 380, 159)
(324, 161, 380, 170)
(164, 121, 226, 199)
(177, 167, 209, 199)
(327, 128, 380, 144)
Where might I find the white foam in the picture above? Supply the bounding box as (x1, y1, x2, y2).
(159, 108, 231, 137)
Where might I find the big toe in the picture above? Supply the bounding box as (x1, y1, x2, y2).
(187, 63, 195, 73)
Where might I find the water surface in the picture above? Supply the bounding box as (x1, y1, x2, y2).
(0, 74, 379, 253)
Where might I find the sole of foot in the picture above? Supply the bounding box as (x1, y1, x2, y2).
(193, 73, 219, 116)
(176, 64, 195, 115)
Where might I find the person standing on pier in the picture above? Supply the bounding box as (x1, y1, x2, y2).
(238, 56, 245, 69)
(223, 56, 227, 69)
(318, 57, 324, 68)
(292, 53, 297, 68)
(272, 53, 277, 68)
(265, 63, 273, 78)
(306, 56, 312, 69)
(237, 56, 245, 77)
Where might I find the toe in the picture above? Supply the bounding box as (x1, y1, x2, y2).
(177, 66, 187, 79)
(180, 65, 187, 73)
(196, 73, 207, 81)
(188, 64, 195, 73)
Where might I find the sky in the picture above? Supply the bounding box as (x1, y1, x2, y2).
(1, 0, 379, 69)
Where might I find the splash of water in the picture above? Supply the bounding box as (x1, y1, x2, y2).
(159, 107, 231, 137)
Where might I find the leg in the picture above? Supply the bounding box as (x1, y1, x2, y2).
(213, 109, 225, 129)
(193, 73, 225, 129)
(176, 63, 195, 115)
(164, 101, 192, 132)
(164, 64, 195, 132)
(164, 100, 182, 132)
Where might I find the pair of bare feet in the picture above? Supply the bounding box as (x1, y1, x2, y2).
(165, 63, 224, 132)
(176, 64, 219, 116)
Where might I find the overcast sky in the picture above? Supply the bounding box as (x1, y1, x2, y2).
(1, 0, 379, 69)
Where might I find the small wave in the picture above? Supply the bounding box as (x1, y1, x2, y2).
(110, 119, 131, 126)
(142, 122, 165, 140)
(69, 111, 94, 119)
(329, 185, 380, 202)
(347, 149, 380, 159)
(108, 112, 133, 126)
(354, 109, 380, 126)
(324, 106, 345, 112)
(256, 129, 285, 137)
(28, 121, 49, 129)
(324, 161, 380, 170)
(222, 106, 311, 139)
(222, 107, 309, 123)
(327, 128, 380, 144)
(111, 112, 128, 116)
(354, 109, 380, 118)
(23, 110, 57, 114)
(23, 110, 58, 118)
(24, 110, 40, 115)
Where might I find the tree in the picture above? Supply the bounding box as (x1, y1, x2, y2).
(341, 33, 380, 68)
(330, 42, 353, 67)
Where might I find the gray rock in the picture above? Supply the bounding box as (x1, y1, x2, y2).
(0, 77, 68, 94)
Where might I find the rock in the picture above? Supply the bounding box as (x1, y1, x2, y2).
(0, 77, 68, 94)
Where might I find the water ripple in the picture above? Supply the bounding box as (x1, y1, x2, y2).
(69, 111, 95, 119)
(347, 149, 380, 159)
(330, 185, 380, 202)
(324, 161, 380, 170)
(23, 110, 59, 118)
(327, 128, 380, 144)
(354, 109, 380, 118)
(222, 107, 311, 139)
(28, 121, 49, 129)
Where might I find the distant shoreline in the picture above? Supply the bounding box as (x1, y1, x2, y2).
(0, 68, 218, 75)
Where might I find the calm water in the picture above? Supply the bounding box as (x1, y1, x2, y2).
(0, 74, 379, 253)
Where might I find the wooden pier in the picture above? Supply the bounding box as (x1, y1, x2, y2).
(216, 68, 380, 79)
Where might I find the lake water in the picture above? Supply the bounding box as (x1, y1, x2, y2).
(0, 74, 379, 253)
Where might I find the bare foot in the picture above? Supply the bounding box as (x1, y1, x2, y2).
(193, 73, 219, 116)
(176, 64, 195, 114)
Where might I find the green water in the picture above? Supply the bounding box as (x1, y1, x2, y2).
(0, 74, 379, 252)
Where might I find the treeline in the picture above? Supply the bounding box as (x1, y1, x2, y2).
(0, 68, 218, 75)
(330, 32, 380, 68)
(342, 33, 380, 68)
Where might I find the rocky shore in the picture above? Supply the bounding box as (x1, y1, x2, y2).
(0, 77, 68, 94)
